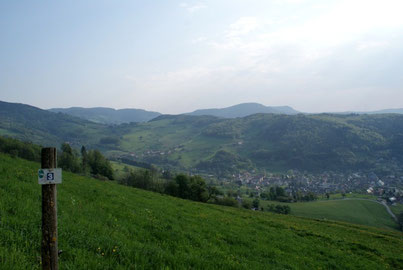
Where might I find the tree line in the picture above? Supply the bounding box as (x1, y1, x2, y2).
(222, 192, 291, 215)
(118, 169, 222, 203)
(58, 143, 114, 180)
(118, 167, 292, 214)
(0, 136, 41, 162)
(0, 136, 114, 180)
(260, 186, 317, 202)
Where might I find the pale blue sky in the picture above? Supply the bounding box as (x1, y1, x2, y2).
(1, 0, 402, 113)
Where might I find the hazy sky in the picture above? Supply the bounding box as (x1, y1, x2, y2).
(1, 0, 402, 114)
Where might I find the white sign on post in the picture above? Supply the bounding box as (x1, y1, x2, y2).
(38, 169, 62, 185)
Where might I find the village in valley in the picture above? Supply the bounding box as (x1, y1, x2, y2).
(116, 146, 403, 205)
(219, 170, 403, 204)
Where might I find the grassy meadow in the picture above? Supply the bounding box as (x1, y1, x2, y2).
(110, 161, 144, 180)
(1, 153, 402, 269)
(258, 199, 398, 230)
(390, 203, 403, 217)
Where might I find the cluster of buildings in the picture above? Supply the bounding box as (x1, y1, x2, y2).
(118, 148, 403, 205)
(214, 170, 403, 204)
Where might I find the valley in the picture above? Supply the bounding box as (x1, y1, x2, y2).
(1, 100, 403, 198)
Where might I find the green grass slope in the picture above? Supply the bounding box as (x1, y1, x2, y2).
(260, 199, 398, 230)
(390, 203, 403, 217)
(1, 154, 402, 269)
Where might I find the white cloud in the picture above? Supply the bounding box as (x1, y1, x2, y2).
(274, 0, 305, 4)
(180, 2, 207, 13)
(207, 0, 403, 75)
(227, 17, 259, 38)
(191, 36, 208, 44)
(357, 41, 389, 51)
(127, 0, 403, 113)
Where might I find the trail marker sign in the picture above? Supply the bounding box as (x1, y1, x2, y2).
(38, 169, 62, 185)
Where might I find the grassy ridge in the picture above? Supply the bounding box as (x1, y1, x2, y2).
(0, 154, 402, 269)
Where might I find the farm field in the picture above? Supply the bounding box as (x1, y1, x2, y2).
(110, 161, 145, 179)
(259, 199, 399, 230)
(317, 193, 377, 200)
(0, 153, 402, 269)
(390, 203, 403, 217)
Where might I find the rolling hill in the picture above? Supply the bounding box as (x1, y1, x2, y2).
(0, 101, 113, 148)
(116, 113, 403, 174)
(49, 107, 161, 124)
(0, 153, 402, 269)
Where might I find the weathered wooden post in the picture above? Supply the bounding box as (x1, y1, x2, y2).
(39, 147, 62, 270)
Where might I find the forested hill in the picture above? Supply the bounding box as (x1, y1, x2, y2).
(0, 100, 110, 148)
(49, 107, 161, 124)
(1, 100, 403, 174)
(118, 113, 403, 174)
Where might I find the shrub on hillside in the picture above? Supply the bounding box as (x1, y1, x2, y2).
(58, 143, 81, 173)
(87, 149, 114, 180)
(0, 136, 41, 162)
(213, 196, 239, 207)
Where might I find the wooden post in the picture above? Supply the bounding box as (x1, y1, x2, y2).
(41, 147, 58, 270)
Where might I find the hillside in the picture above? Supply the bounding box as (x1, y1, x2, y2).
(49, 107, 161, 124)
(187, 103, 299, 118)
(0, 153, 402, 269)
(116, 113, 403, 174)
(0, 101, 112, 149)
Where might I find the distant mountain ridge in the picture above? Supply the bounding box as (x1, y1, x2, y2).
(187, 103, 299, 118)
(364, 108, 403, 114)
(331, 108, 403, 115)
(49, 107, 161, 124)
(2, 100, 403, 175)
(49, 103, 403, 124)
